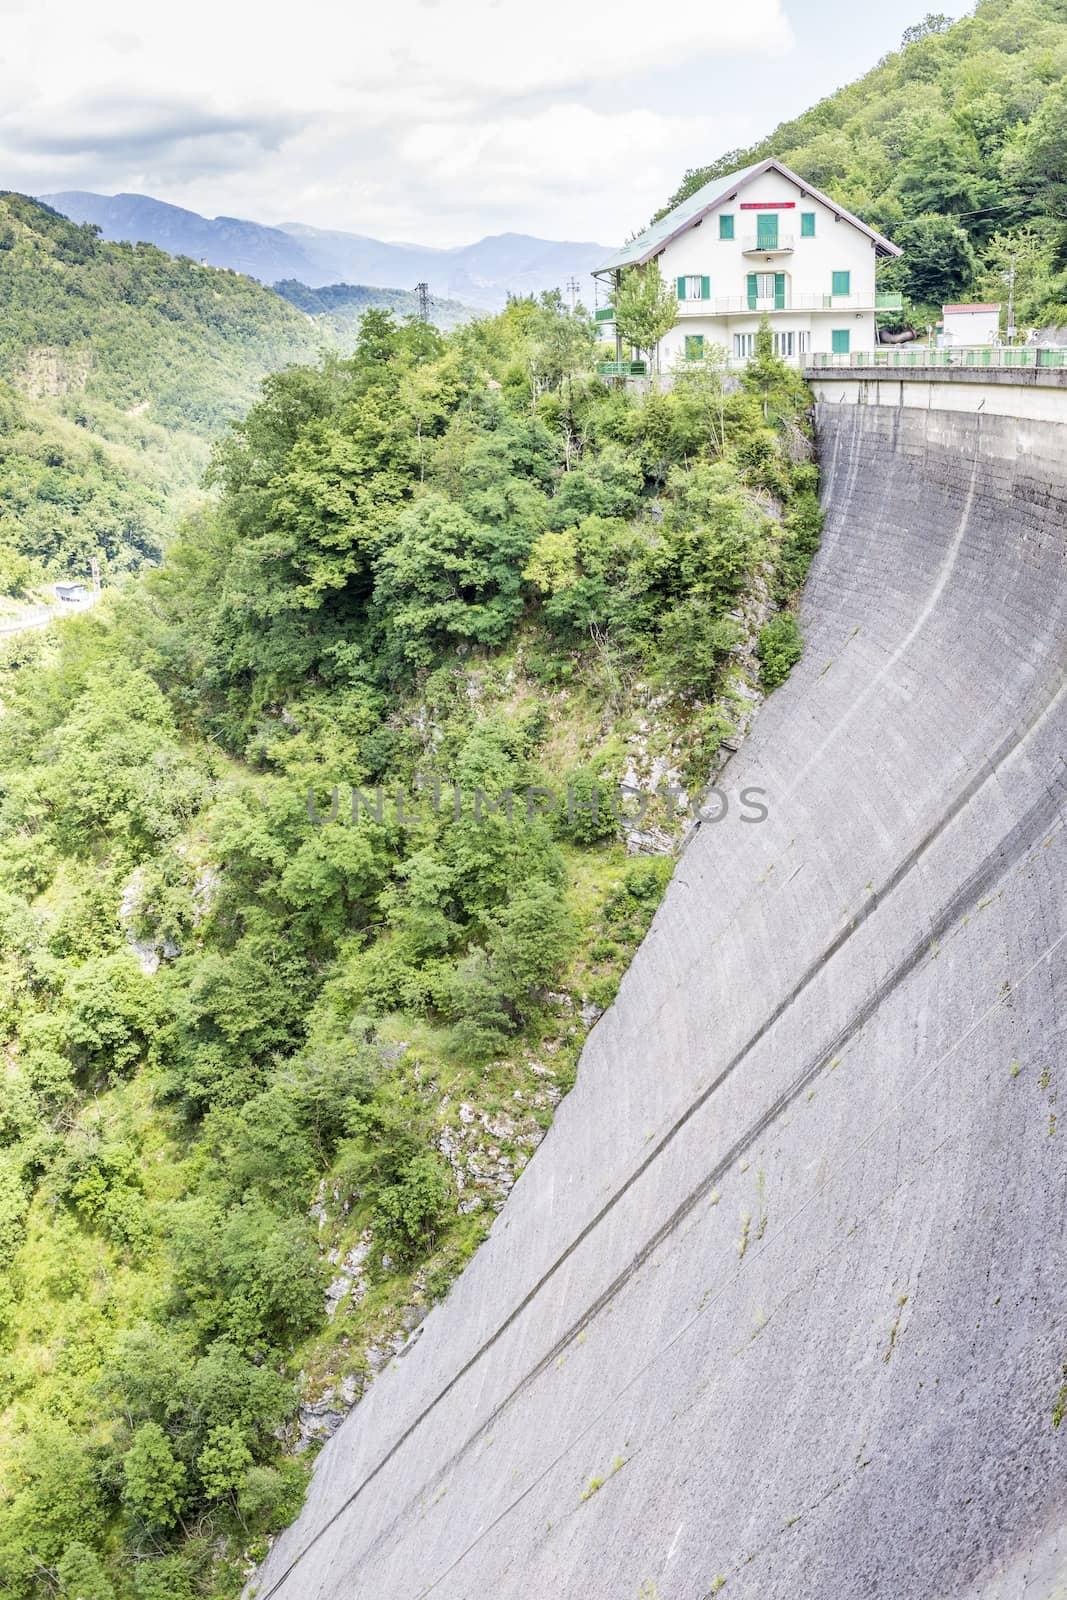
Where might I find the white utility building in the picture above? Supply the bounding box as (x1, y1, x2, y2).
(594, 157, 902, 373)
(941, 303, 1002, 346)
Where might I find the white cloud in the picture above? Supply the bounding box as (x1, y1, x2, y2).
(0, 0, 791, 243)
(1, 0, 791, 106)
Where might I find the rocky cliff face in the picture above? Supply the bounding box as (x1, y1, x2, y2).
(251, 402, 1067, 1600)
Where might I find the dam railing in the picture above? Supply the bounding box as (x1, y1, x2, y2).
(808, 345, 1067, 370)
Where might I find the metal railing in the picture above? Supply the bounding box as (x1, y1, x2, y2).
(673, 292, 899, 316)
(596, 360, 648, 378)
(807, 346, 1067, 370)
(742, 233, 795, 253)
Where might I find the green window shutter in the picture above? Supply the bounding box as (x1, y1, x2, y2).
(684, 334, 704, 362)
(677, 276, 686, 300)
(832, 270, 851, 296)
(801, 212, 815, 237)
(774, 272, 786, 309)
(747, 272, 758, 309)
(719, 214, 734, 240)
(831, 328, 851, 354)
(701, 275, 710, 300)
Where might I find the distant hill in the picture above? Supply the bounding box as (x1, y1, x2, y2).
(0, 193, 319, 433)
(0, 192, 324, 589)
(40, 191, 612, 310)
(38, 190, 317, 283)
(273, 279, 472, 332)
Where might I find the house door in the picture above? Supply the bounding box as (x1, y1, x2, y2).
(747, 272, 787, 310)
(756, 212, 779, 250)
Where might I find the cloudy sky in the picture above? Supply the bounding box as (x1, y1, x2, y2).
(0, 0, 967, 247)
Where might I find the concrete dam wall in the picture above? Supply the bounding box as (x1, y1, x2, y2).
(253, 401, 1067, 1600)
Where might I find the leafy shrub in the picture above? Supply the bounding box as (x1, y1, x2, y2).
(757, 612, 804, 689)
(375, 1153, 452, 1258)
(556, 766, 619, 844)
(122, 1423, 187, 1532)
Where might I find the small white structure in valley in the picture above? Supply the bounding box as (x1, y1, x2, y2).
(941, 303, 1002, 346)
(593, 156, 902, 374)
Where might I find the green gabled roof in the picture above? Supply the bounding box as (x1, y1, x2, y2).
(595, 157, 901, 273)
(595, 161, 764, 273)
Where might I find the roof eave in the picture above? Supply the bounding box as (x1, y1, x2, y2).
(632, 156, 777, 268)
(600, 156, 902, 270)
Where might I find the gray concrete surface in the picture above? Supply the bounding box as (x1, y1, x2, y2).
(809, 369, 1067, 423)
(251, 403, 1067, 1600)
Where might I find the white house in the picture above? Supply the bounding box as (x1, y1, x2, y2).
(941, 303, 1001, 346)
(593, 157, 902, 372)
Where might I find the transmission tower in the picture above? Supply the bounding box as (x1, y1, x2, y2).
(566, 275, 580, 312)
(415, 281, 431, 323)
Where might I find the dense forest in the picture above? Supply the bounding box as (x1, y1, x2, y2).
(0, 195, 326, 593)
(663, 0, 1067, 330)
(0, 299, 817, 1598)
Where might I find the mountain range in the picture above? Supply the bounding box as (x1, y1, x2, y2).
(39, 191, 612, 311)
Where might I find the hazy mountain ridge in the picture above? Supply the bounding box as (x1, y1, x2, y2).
(273, 279, 471, 331)
(41, 191, 612, 309)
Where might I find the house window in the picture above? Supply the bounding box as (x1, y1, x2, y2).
(831, 328, 851, 354)
(800, 212, 815, 237)
(684, 334, 705, 362)
(832, 270, 851, 296)
(676, 274, 709, 300)
(734, 332, 755, 359)
(798, 330, 809, 354)
(719, 214, 734, 240)
(773, 331, 795, 357)
(756, 273, 776, 299)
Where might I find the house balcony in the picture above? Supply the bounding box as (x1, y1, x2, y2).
(596, 360, 647, 378)
(741, 233, 795, 255)
(673, 291, 902, 317)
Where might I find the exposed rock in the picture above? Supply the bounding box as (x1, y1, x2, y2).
(295, 1393, 348, 1451)
(118, 867, 181, 975)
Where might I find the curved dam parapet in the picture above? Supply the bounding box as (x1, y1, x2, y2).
(253, 399, 1067, 1600)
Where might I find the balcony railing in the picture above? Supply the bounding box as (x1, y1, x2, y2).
(807, 346, 1066, 370)
(596, 360, 647, 378)
(674, 292, 898, 316)
(741, 233, 795, 255)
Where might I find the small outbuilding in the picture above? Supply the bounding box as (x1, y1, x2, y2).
(55, 582, 89, 602)
(941, 303, 1001, 346)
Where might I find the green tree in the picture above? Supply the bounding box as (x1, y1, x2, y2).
(901, 13, 953, 47)
(196, 1423, 254, 1503)
(122, 1423, 187, 1533)
(375, 1153, 451, 1257)
(56, 1542, 116, 1600)
(893, 214, 978, 304)
(613, 262, 677, 384)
